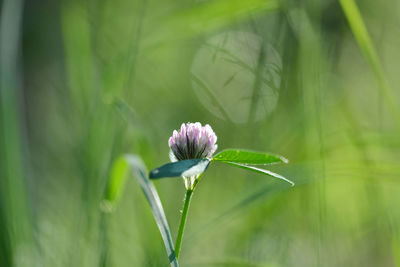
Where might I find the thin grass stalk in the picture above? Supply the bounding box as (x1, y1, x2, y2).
(338, 0, 400, 129)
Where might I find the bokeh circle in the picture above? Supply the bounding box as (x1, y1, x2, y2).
(191, 31, 282, 124)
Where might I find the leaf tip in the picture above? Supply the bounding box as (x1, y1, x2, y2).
(149, 168, 160, 179)
(281, 156, 289, 164)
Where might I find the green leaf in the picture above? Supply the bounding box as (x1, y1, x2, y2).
(149, 159, 210, 179)
(104, 155, 179, 267)
(213, 149, 288, 165)
(219, 161, 294, 186)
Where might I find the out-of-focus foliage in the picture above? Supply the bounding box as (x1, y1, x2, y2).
(1, 0, 400, 266)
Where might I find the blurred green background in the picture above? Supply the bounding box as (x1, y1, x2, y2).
(1, 0, 400, 266)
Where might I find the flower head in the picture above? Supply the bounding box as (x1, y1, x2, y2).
(168, 122, 218, 162)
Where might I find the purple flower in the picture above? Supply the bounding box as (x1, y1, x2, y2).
(168, 122, 218, 162)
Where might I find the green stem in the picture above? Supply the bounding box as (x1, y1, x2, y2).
(174, 189, 193, 260)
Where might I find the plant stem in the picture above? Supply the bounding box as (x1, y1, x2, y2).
(175, 189, 193, 260)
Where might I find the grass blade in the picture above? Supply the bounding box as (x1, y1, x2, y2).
(0, 0, 36, 265)
(152, 0, 279, 44)
(213, 149, 288, 165)
(104, 155, 179, 267)
(338, 0, 400, 127)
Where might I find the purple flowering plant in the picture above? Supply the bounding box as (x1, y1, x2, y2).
(105, 122, 293, 267)
(167, 122, 218, 189)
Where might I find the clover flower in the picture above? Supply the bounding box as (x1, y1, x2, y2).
(168, 122, 217, 189)
(168, 122, 218, 162)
